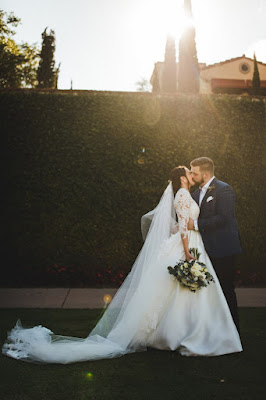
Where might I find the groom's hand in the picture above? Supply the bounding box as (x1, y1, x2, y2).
(188, 218, 195, 230)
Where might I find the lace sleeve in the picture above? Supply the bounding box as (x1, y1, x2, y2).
(174, 189, 191, 238)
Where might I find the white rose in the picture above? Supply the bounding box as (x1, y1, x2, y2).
(198, 273, 206, 280)
(191, 265, 201, 276)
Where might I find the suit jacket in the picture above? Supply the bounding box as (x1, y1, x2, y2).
(192, 178, 242, 259)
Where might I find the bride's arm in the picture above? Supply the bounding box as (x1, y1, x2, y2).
(181, 234, 195, 261)
(174, 190, 196, 262)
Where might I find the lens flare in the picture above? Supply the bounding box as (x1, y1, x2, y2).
(86, 372, 93, 380)
(143, 99, 161, 126)
(137, 157, 145, 165)
(103, 294, 112, 305)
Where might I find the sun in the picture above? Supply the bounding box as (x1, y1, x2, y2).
(166, 1, 194, 40)
(152, 0, 193, 41)
(126, 0, 194, 64)
(124, 0, 198, 85)
(128, 0, 192, 42)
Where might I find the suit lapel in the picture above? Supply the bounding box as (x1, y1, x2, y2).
(193, 188, 200, 205)
(200, 178, 217, 209)
(200, 190, 209, 208)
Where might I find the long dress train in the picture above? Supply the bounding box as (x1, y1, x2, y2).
(2, 185, 242, 363)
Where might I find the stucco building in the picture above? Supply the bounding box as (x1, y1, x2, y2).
(150, 55, 266, 95)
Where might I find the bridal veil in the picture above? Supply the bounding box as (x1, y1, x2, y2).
(2, 183, 177, 363)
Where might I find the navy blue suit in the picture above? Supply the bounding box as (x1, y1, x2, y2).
(192, 178, 242, 332)
(192, 178, 242, 259)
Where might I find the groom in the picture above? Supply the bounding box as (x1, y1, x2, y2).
(188, 157, 242, 333)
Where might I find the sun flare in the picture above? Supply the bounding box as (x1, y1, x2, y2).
(152, 0, 193, 41)
(128, 0, 195, 64)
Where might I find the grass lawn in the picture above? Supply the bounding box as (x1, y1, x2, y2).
(0, 308, 265, 400)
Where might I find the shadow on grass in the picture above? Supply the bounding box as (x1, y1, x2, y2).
(0, 308, 265, 400)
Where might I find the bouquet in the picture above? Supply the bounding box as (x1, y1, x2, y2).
(167, 248, 215, 292)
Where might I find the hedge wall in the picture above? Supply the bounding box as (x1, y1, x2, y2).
(0, 90, 265, 287)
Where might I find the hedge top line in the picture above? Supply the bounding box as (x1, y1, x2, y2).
(0, 88, 266, 102)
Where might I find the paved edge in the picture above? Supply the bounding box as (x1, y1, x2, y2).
(0, 288, 266, 308)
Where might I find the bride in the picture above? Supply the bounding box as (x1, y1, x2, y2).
(2, 166, 242, 364)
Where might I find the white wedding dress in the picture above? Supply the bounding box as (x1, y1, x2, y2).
(2, 185, 242, 364)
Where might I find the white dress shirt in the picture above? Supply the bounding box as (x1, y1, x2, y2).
(194, 176, 215, 231)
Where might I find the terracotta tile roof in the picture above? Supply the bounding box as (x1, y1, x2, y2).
(153, 56, 266, 70)
(201, 55, 266, 70)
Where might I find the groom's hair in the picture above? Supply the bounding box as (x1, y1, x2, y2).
(190, 157, 214, 174)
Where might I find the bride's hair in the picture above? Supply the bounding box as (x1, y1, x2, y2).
(169, 166, 187, 195)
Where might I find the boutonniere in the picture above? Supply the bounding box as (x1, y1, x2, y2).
(206, 196, 214, 203)
(207, 185, 215, 193)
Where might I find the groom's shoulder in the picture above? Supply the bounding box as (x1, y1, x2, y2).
(214, 178, 227, 188)
(214, 178, 234, 192)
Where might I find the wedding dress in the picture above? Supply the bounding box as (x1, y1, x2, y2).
(2, 184, 242, 364)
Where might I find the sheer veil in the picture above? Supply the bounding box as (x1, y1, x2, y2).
(2, 183, 176, 364)
(90, 182, 176, 338)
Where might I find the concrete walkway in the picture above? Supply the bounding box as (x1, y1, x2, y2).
(0, 288, 266, 308)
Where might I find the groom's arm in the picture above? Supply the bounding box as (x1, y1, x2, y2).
(198, 186, 236, 232)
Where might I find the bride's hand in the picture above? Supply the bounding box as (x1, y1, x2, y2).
(185, 252, 197, 262)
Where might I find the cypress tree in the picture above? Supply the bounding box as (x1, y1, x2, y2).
(161, 36, 177, 93)
(37, 28, 58, 88)
(54, 62, 61, 89)
(178, 0, 199, 93)
(152, 64, 160, 94)
(252, 53, 260, 95)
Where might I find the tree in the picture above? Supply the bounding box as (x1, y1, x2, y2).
(161, 35, 176, 93)
(178, 0, 199, 93)
(0, 9, 39, 88)
(37, 28, 59, 88)
(252, 53, 260, 95)
(152, 66, 160, 94)
(54, 62, 61, 89)
(136, 77, 150, 92)
(19, 42, 40, 87)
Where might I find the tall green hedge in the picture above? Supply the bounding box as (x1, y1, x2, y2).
(0, 90, 265, 286)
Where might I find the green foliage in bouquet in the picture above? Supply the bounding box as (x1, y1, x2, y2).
(167, 248, 215, 292)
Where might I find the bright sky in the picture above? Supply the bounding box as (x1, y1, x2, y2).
(2, 0, 266, 91)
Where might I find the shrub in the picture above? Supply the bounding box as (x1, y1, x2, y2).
(0, 90, 265, 286)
